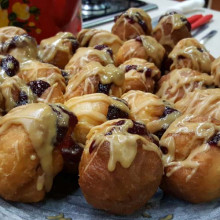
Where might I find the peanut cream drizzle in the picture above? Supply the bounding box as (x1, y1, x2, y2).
(156, 68, 213, 103)
(65, 61, 124, 97)
(153, 14, 189, 48)
(211, 56, 220, 86)
(169, 38, 213, 73)
(85, 119, 161, 172)
(65, 47, 114, 76)
(20, 60, 66, 91)
(175, 89, 220, 120)
(160, 114, 219, 181)
(140, 36, 165, 67)
(77, 29, 100, 46)
(0, 103, 59, 192)
(65, 93, 129, 128)
(0, 76, 36, 112)
(38, 32, 75, 63)
(0, 26, 26, 43)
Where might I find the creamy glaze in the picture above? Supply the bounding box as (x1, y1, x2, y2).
(169, 38, 214, 73)
(0, 26, 26, 43)
(38, 32, 76, 64)
(160, 114, 219, 181)
(85, 119, 161, 172)
(211, 56, 220, 86)
(65, 47, 114, 77)
(156, 68, 214, 103)
(175, 89, 220, 121)
(65, 61, 124, 99)
(0, 75, 36, 112)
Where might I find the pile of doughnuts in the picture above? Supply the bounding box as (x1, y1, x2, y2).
(0, 7, 220, 216)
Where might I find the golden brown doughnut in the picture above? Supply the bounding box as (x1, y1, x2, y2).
(79, 119, 163, 215)
(153, 12, 191, 53)
(156, 68, 214, 103)
(168, 38, 215, 73)
(38, 32, 79, 69)
(112, 8, 152, 41)
(160, 114, 220, 203)
(77, 29, 123, 55)
(116, 35, 165, 67)
(65, 93, 130, 145)
(0, 103, 78, 202)
(175, 89, 220, 121)
(119, 58, 161, 93)
(211, 56, 220, 87)
(64, 61, 125, 100)
(65, 46, 114, 77)
(122, 90, 181, 138)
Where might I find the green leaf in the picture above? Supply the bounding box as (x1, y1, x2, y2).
(1, 0, 9, 9)
(29, 6, 40, 15)
(8, 12, 17, 21)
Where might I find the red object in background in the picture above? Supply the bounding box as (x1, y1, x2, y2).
(4, 0, 82, 43)
(187, 14, 213, 30)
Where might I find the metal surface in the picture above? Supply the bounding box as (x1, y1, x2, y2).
(199, 30, 217, 44)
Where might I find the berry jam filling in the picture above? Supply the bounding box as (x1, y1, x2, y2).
(197, 47, 204, 53)
(154, 128, 166, 139)
(208, 132, 220, 147)
(112, 97, 129, 106)
(125, 65, 152, 78)
(136, 12, 148, 33)
(114, 14, 122, 22)
(160, 146, 168, 154)
(127, 121, 148, 136)
(145, 68, 152, 78)
(180, 17, 191, 31)
(125, 15, 135, 24)
(107, 105, 129, 120)
(67, 36, 79, 54)
(61, 138, 83, 173)
(94, 45, 113, 57)
(27, 80, 50, 97)
(17, 90, 28, 106)
(125, 65, 138, 72)
(178, 55, 185, 60)
(97, 82, 112, 95)
(1, 55, 19, 77)
(89, 140, 96, 154)
(135, 36, 142, 43)
(160, 106, 179, 118)
(61, 70, 69, 84)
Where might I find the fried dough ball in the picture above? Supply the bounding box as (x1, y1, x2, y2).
(0, 103, 78, 202)
(0, 55, 20, 83)
(0, 34, 37, 63)
(153, 12, 191, 53)
(0, 26, 26, 43)
(79, 119, 163, 215)
(65, 46, 114, 78)
(175, 89, 220, 121)
(122, 90, 181, 138)
(211, 56, 220, 87)
(168, 38, 215, 73)
(64, 62, 124, 100)
(119, 58, 161, 93)
(18, 60, 66, 103)
(65, 93, 130, 145)
(116, 35, 165, 67)
(156, 68, 214, 103)
(77, 29, 123, 55)
(160, 114, 220, 203)
(38, 32, 79, 69)
(112, 8, 152, 41)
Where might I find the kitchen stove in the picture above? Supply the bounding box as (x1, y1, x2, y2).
(82, 0, 157, 28)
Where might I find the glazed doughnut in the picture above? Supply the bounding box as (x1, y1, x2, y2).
(153, 12, 191, 53)
(122, 90, 181, 138)
(168, 38, 215, 73)
(18, 60, 66, 103)
(211, 56, 220, 87)
(77, 29, 123, 55)
(112, 8, 152, 41)
(0, 76, 36, 112)
(65, 93, 130, 145)
(0, 34, 38, 63)
(65, 46, 114, 77)
(119, 58, 161, 93)
(0, 26, 27, 43)
(175, 89, 220, 121)
(0, 103, 77, 202)
(156, 68, 214, 103)
(64, 61, 125, 100)
(38, 32, 79, 69)
(160, 114, 220, 203)
(116, 35, 165, 67)
(79, 119, 163, 215)
(0, 55, 20, 83)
